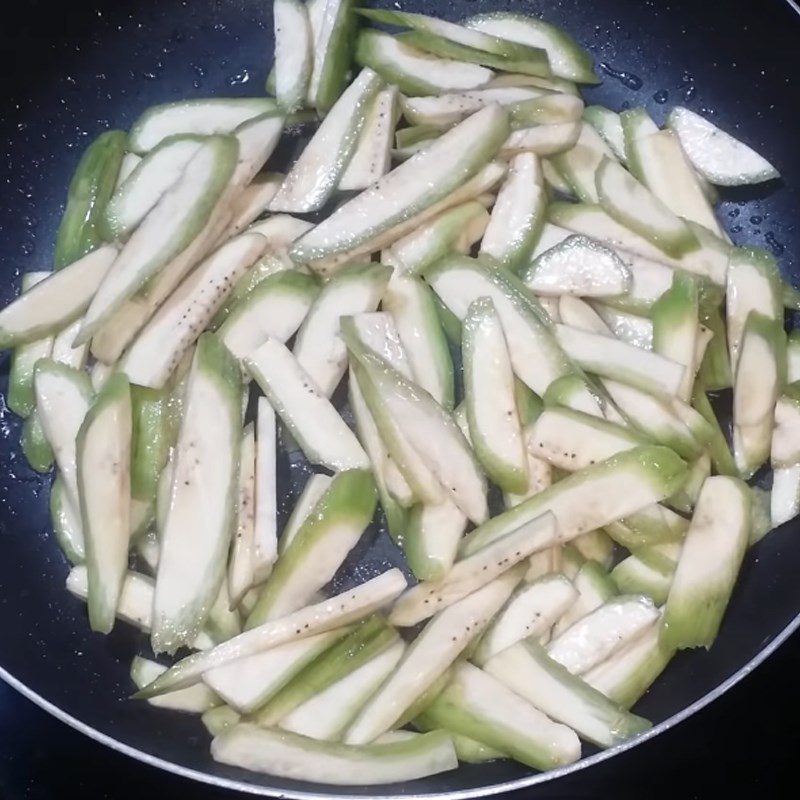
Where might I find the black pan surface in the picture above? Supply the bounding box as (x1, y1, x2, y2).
(0, 0, 799, 797)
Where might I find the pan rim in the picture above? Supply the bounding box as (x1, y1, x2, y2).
(2, 0, 799, 795)
(2, 609, 799, 799)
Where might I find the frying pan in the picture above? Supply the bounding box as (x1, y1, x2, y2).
(0, 0, 799, 797)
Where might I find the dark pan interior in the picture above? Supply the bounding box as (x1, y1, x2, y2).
(0, 0, 798, 796)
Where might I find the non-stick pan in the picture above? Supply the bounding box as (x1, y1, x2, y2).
(1, 0, 799, 797)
